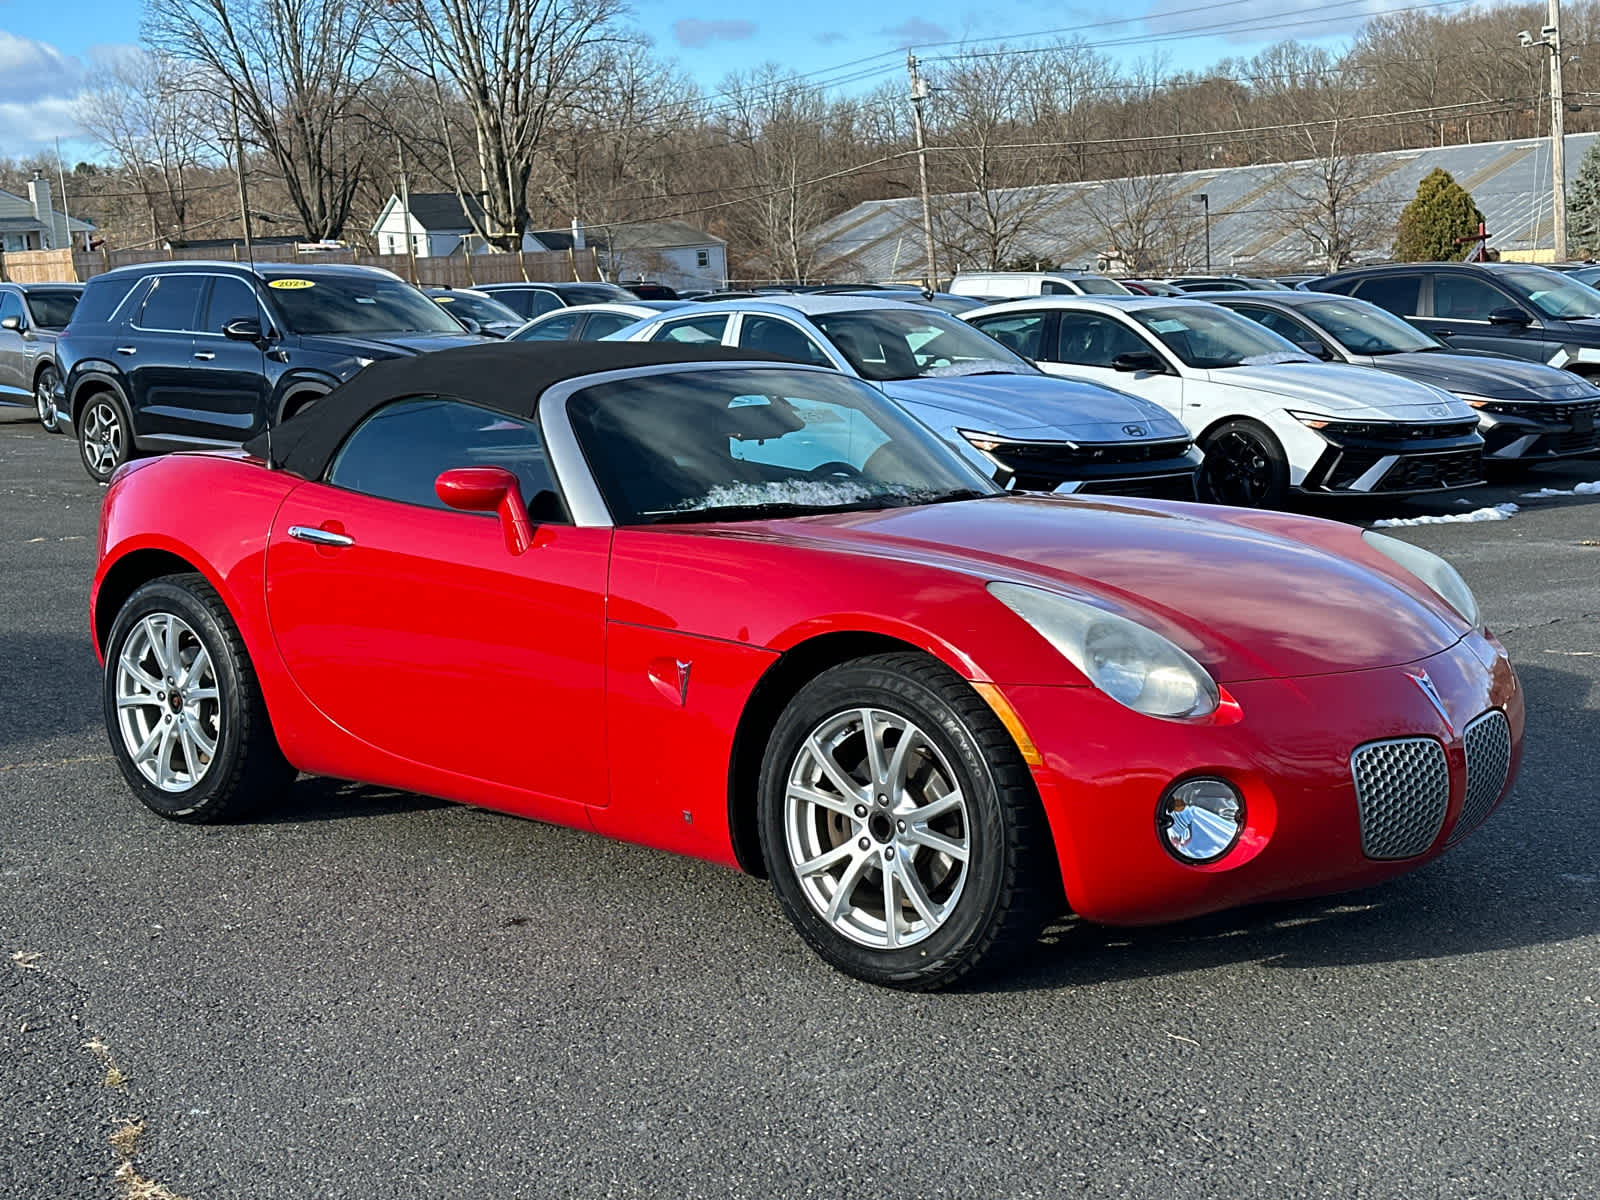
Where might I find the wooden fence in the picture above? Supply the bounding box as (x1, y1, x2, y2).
(0, 245, 602, 287)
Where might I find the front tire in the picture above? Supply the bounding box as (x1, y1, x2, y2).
(78, 391, 133, 483)
(34, 364, 61, 433)
(1197, 419, 1290, 508)
(103, 574, 293, 823)
(757, 652, 1060, 990)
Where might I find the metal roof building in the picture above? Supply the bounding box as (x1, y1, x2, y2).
(807, 131, 1600, 279)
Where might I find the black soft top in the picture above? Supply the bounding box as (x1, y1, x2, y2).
(242, 341, 792, 479)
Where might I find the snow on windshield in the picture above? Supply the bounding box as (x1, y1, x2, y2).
(675, 479, 926, 513)
(921, 359, 1034, 378)
(1239, 351, 1318, 365)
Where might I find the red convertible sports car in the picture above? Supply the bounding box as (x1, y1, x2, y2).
(92, 343, 1523, 989)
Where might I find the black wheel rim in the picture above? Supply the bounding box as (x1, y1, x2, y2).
(1202, 430, 1274, 506)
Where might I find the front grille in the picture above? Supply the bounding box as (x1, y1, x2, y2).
(1450, 709, 1512, 843)
(990, 437, 1193, 490)
(1075, 472, 1197, 499)
(1352, 737, 1450, 859)
(1318, 419, 1480, 444)
(1544, 399, 1600, 423)
(1556, 427, 1600, 453)
(1375, 449, 1484, 492)
(1326, 450, 1383, 489)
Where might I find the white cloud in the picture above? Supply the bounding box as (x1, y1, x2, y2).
(0, 33, 140, 156)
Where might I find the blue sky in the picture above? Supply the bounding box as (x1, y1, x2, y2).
(2, 0, 1447, 162)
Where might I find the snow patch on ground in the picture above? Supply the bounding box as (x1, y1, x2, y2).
(1520, 480, 1600, 498)
(1372, 503, 1520, 527)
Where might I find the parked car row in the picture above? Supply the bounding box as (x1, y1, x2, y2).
(12, 260, 1598, 507)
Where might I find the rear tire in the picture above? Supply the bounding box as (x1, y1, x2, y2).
(1197, 419, 1290, 509)
(757, 652, 1060, 990)
(103, 574, 294, 823)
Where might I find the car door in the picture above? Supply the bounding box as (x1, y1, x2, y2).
(178, 275, 270, 442)
(732, 313, 840, 367)
(966, 310, 1052, 361)
(1425, 273, 1553, 362)
(265, 395, 610, 813)
(0, 291, 27, 397)
(516, 311, 582, 341)
(1040, 309, 1185, 419)
(124, 273, 209, 442)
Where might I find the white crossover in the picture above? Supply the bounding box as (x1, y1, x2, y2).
(964, 295, 1487, 507)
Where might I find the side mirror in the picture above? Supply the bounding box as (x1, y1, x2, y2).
(0, 315, 21, 332)
(456, 316, 483, 335)
(223, 318, 266, 342)
(435, 465, 535, 555)
(1111, 351, 1166, 373)
(1487, 306, 1533, 327)
(1298, 340, 1333, 360)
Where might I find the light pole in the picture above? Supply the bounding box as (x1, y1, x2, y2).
(1520, 2, 1568, 260)
(1194, 193, 1211, 272)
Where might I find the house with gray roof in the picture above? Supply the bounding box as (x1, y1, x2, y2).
(806, 132, 1600, 280)
(0, 172, 94, 254)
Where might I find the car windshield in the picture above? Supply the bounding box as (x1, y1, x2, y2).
(1495, 266, 1600, 319)
(1300, 299, 1439, 354)
(558, 284, 636, 304)
(267, 276, 463, 335)
(1128, 305, 1313, 368)
(432, 292, 521, 327)
(24, 290, 79, 329)
(1073, 276, 1130, 295)
(567, 367, 997, 525)
(810, 308, 1036, 381)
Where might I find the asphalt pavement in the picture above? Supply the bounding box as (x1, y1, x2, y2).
(1, 409, 1597, 1199)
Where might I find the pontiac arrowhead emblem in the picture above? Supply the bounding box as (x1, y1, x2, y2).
(1122, 424, 1147, 437)
(675, 660, 692, 706)
(1408, 669, 1451, 731)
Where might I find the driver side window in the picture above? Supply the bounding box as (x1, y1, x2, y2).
(328, 396, 566, 520)
(1055, 313, 1149, 366)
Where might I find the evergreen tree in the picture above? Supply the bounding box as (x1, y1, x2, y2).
(1567, 141, 1600, 257)
(1394, 168, 1484, 261)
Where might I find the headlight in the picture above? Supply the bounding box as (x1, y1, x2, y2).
(988, 582, 1219, 719)
(1288, 409, 1340, 430)
(1361, 530, 1480, 627)
(1455, 394, 1514, 414)
(354, 356, 376, 368)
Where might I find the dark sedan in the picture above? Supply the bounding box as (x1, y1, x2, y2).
(1206, 290, 1600, 463)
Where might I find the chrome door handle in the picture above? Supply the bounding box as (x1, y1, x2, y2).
(287, 525, 354, 547)
(115, 346, 137, 355)
(193, 351, 215, 361)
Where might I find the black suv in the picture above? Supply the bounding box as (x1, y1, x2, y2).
(1309, 262, 1600, 376)
(55, 262, 489, 481)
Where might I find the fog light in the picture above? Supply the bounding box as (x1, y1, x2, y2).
(1158, 777, 1244, 864)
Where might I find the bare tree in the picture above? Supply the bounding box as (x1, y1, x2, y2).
(76, 51, 214, 241)
(146, 0, 379, 239)
(375, 0, 629, 249)
(1082, 152, 1201, 275)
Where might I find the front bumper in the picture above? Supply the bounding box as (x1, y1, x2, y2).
(1475, 397, 1600, 460)
(1297, 420, 1485, 494)
(985, 438, 1202, 499)
(1001, 630, 1522, 925)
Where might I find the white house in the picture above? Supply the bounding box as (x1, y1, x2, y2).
(0, 172, 94, 254)
(371, 193, 727, 289)
(370, 192, 544, 257)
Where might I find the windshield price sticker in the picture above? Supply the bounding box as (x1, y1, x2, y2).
(269, 279, 316, 290)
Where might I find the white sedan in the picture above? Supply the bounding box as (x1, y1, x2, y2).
(509, 301, 691, 343)
(964, 295, 1487, 507)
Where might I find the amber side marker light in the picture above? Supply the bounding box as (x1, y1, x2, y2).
(970, 682, 1045, 767)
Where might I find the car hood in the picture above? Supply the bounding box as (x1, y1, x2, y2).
(1200, 360, 1476, 418)
(1368, 351, 1600, 401)
(881, 373, 1189, 442)
(296, 330, 493, 358)
(744, 495, 1465, 683)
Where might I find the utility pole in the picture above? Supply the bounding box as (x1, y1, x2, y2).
(1522, 5, 1568, 259)
(907, 54, 938, 292)
(395, 134, 419, 285)
(231, 91, 255, 265)
(1549, 0, 1568, 261)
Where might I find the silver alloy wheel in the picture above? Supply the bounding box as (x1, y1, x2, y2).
(114, 612, 222, 793)
(82, 399, 124, 475)
(784, 707, 971, 949)
(35, 368, 59, 432)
